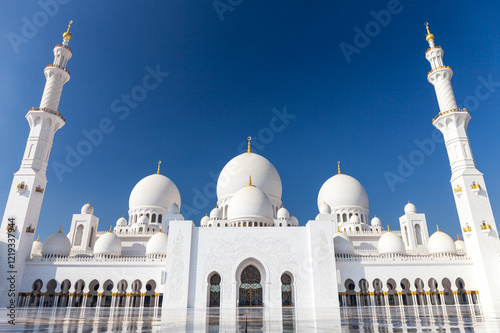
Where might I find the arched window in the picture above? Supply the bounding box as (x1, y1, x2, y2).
(342, 213, 347, 222)
(239, 265, 262, 307)
(415, 224, 423, 245)
(337, 214, 341, 223)
(209, 274, 221, 307)
(74, 225, 83, 246)
(404, 226, 409, 246)
(151, 214, 156, 223)
(281, 274, 292, 307)
(345, 279, 357, 306)
(158, 214, 162, 223)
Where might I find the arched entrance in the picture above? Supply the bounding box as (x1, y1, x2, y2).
(239, 265, 262, 307)
(209, 273, 221, 307)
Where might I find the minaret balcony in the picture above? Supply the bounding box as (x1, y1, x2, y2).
(454, 185, 463, 197)
(427, 65, 451, 77)
(480, 222, 491, 234)
(432, 108, 468, 122)
(28, 107, 66, 122)
(425, 45, 442, 55)
(45, 64, 70, 75)
(462, 224, 472, 236)
(54, 44, 72, 53)
(35, 186, 44, 194)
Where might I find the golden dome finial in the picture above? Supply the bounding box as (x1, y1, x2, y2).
(58, 226, 62, 233)
(247, 136, 252, 153)
(246, 175, 254, 187)
(63, 20, 73, 40)
(36, 235, 40, 242)
(387, 225, 390, 232)
(160, 227, 163, 233)
(109, 226, 113, 232)
(338, 226, 341, 233)
(425, 22, 435, 42)
(457, 234, 460, 241)
(337, 161, 341, 174)
(436, 224, 440, 232)
(157, 161, 161, 174)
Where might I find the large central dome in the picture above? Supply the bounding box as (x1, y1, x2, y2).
(129, 174, 181, 210)
(317, 173, 369, 211)
(217, 152, 282, 202)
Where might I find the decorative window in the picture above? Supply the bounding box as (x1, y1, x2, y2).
(281, 274, 292, 307)
(239, 265, 262, 307)
(209, 274, 221, 307)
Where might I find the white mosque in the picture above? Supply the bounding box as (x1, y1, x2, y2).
(1, 22, 500, 328)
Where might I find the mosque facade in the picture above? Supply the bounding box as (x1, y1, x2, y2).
(1, 22, 499, 326)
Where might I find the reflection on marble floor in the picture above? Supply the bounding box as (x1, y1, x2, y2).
(1, 305, 499, 332)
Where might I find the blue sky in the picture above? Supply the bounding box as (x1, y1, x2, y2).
(1, 1, 499, 241)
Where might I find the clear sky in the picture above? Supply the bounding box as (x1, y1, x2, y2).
(1, 1, 499, 242)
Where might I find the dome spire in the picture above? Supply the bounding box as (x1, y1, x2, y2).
(246, 175, 255, 187)
(457, 234, 461, 241)
(58, 226, 62, 233)
(62, 20, 73, 42)
(387, 225, 390, 232)
(425, 22, 435, 48)
(157, 161, 161, 174)
(36, 235, 40, 241)
(337, 161, 341, 174)
(247, 136, 252, 153)
(436, 224, 440, 232)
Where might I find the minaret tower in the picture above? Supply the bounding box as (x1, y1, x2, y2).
(0, 21, 74, 305)
(425, 23, 500, 314)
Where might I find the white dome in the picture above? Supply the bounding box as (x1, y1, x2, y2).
(81, 202, 94, 215)
(201, 215, 210, 227)
(371, 216, 381, 226)
(31, 237, 43, 257)
(227, 185, 273, 222)
(94, 232, 122, 257)
(289, 215, 299, 226)
(129, 174, 181, 211)
(455, 238, 466, 254)
(217, 152, 282, 202)
(138, 215, 148, 224)
(378, 232, 405, 255)
(146, 231, 168, 256)
(116, 217, 127, 226)
(41, 230, 71, 256)
(333, 232, 354, 255)
(428, 231, 456, 255)
(168, 202, 180, 214)
(277, 207, 290, 219)
(404, 202, 417, 214)
(349, 215, 360, 223)
(318, 174, 369, 211)
(319, 202, 331, 214)
(210, 207, 222, 219)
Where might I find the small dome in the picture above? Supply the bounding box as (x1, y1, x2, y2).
(41, 230, 71, 256)
(455, 238, 466, 254)
(349, 215, 360, 223)
(371, 216, 381, 226)
(81, 202, 94, 215)
(318, 174, 369, 211)
(168, 202, 180, 214)
(146, 231, 168, 256)
(201, 215, 210, 227)
(227, 184, 273, 222)
(319, 202, 331, 214)
(210, 207, 222, 219)
(31, 237, 43, 257)
(378, 232, 405, 255)
(428, 230, 456, 255)
(94, 232, 122, 257)
(138, 216, 148, 224)
(217, 152, 282, 202)
(404, 202, 417, 214)
(289, 215, 299, 226)
(116, 217, 127, 226)
(129, 174, 181, 211)
(277, 207, 290, 219)
(333, 232, 354, 255)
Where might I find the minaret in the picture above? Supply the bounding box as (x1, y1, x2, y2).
(425, 23, 500, 314)
(0, 21, 74, 306)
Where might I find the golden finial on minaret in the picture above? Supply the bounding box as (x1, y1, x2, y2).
(157, 161, 161, 174)
(247, 136, 252, 153)
(63, 20, 73, 40)
(36, 235, 40, 242)
(337, 161, 341, 174)
(425, 22, 435, 42)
